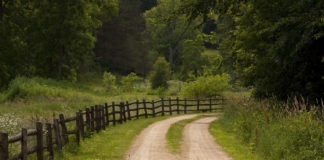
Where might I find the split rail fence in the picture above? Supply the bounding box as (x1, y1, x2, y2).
(0, 97, 224, 160)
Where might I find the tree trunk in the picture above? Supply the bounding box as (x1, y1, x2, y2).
(58, 45, 64, 80)
(168, 45, 174, 79)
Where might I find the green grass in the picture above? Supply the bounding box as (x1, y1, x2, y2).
(57, 116, 168, 160)
(209, 119, 262, 160)
(210, 95, 324, 160)
(0, 76, 160, 133)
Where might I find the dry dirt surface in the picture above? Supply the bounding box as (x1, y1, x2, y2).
(126, 115, 232, 160)
(182, 117, 232, 160)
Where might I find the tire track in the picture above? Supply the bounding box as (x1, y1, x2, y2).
(182, 117, 232, 160)
(126, 114, 197, 160)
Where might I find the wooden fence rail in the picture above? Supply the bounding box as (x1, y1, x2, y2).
(0, 97, 224, 160)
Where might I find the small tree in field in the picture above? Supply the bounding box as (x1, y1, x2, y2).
(149, 57, 170, 89)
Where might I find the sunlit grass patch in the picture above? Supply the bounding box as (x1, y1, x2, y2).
(57, 116, 167, 160)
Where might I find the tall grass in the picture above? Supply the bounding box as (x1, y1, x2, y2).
(0, 76, 159, 133)
(216, 95, 324, 159)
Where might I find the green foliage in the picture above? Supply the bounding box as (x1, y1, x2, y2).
(102, 71, 118, 93)
(149, 57, 170, 89)
(181, 73, 231, 97)
(0, 0, 118, 87)
(0, 76, 106, 103)
(180, 0, 324, 101)
(179, 39, 206, 80)
(120, 72, 142, 92)
(217, 96, 324, 159)
(143, 0, 202, 73)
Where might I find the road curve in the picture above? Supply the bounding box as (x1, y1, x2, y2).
(126, 114, 197, 160)
(182, 117, 232, 160)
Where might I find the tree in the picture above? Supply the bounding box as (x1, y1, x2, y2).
(28, 0, 118, 80)
(95, 0, 150, 75)
(143, 0, 201, 74)
(179, 0, 324, 101)
(149, 57, 170, 89)
(0, 0, 118, 87)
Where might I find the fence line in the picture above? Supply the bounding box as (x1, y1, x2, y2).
(0, 97, 224, 160)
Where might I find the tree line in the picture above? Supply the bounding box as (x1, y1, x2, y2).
(1, 0, 323, 101)
(170, 0, 323, 101)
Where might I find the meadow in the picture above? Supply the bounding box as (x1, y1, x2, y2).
(0, 76, 323, 160)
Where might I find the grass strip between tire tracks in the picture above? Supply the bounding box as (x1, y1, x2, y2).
(166, 114, 218, 153)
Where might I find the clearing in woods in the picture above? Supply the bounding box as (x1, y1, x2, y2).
(126, 115, 232, 160)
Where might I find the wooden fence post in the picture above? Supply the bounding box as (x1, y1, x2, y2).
(161, 98, 165, 116)
(112, 102, 116, 126)
(209, 98, 212, 112)
(105, 103, 109, 126)
(101, 106, 105, 130)
(46, 123, 54, 160)
(136, 100, 139, 119)
(126, 101, 131, 120)
(143, 100, 148, 118)
(121, 102, 127, 122)
(85, 108, 91, 134)
(0, 132, 9, 160)
(197, 97, 200, 111)
(168, 98, 172, 115)
(90, 106, 95, 132)
(94, 105, 100, 132)
(53, 119, 62, 150)
(22, 128, 28, 160)
(152, 100, 155, 117)
(184, 98, 187, 114)
(59, 114, 69, 144)
(79, 110, 85, 139)
(176, 97, 180, 114)
(75, 112, 80, 145)
(119, 103, 124, 124)
(36, 122, 43, 160)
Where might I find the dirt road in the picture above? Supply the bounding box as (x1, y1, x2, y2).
(182, 117, 232, 160)
(126, 115, 232, 160)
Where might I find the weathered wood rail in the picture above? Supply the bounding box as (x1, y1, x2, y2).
(0, 97, 224, 160)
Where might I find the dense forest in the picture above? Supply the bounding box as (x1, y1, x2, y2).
(0, 0, 323, 101)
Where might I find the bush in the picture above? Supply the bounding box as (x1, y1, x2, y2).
(181, 73, 231, 97)
(120, 72, 142, 92)
(102, 71, 118, 93)
(149, 57, 170, 89)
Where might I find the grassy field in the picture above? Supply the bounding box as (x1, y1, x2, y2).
(0, 76, 160, 134)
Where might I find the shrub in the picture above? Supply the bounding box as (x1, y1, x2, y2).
(120, 72, 142, 92)
(149, 57, 170, 89)
(181, 73, 231, 97)
(102, 71, 117, 93)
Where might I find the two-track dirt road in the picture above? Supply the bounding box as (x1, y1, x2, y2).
(126, 115, 232, 160)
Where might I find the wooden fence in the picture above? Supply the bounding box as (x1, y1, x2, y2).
(0, 97, 224, 160)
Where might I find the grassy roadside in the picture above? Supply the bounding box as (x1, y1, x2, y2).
(210, 95, 324, 160)
(57, 116, 168, 160)
(209, 119, 262, 160)
(166, 114, 218, 153)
